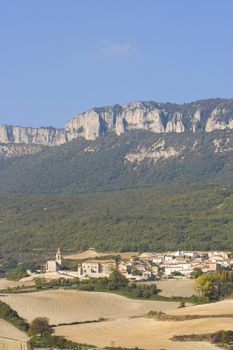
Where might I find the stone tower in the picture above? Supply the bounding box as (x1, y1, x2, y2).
(56, 248, 62, 266)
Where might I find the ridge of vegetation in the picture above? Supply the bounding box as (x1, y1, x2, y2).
(1, 185, 233, 258)
(1, 129, 233, 194)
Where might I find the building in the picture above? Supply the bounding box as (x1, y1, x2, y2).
(46, 248, 63, 273)
(77, 259, 116, 278)
(164, 262, 193, 276)
(118, 262, 128, 274)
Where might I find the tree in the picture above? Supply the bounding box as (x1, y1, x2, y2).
(131, 267, 141, 276)
(194, 274, 214, 298)
(28, 317, 53, 337)
(108, 269, 128, 289)
(34, 278, 47, 290)
(190, 268, 203, 279)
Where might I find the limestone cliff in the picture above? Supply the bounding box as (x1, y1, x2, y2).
(66, 99, 233, 140)
(1, 98, 233, 146)
(0, 125, 67, 146)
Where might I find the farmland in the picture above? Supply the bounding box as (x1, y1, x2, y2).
(1, 281, 233, 349)
(55, 317, 225, 350)
(0, 290, 179, 324)
(54, 298, 233, 350)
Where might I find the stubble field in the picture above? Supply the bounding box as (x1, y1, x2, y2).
(54, 297, 233, 350)
(55, 317, 226, 350)
(0, 319, 29, 340)
(0, 289, 179, 324)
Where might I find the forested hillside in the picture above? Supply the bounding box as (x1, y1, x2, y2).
(1, 126, 233, 256)
(1, 130, 233, 194)
(0, 185, 233, 254)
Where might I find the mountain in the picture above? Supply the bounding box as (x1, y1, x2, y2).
(1, 98, 233, 194)
(1, 98, 233, 147)
(1, 128, 233, 195)
(2, 98, 233, 256)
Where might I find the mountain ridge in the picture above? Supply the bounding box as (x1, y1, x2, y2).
(1, 129, 233, 195)
(1, 99, 233, 253)
(1, 98, 233, 146)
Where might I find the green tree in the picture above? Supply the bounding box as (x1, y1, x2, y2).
(6, 265, 28, 281)
(190, 268, 203, 279)
(34, 277, 47, 290)
(108, 269, 128, 289)
(28, 317, 53, 337)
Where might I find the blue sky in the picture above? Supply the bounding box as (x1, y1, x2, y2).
(0, 0, 233, 128)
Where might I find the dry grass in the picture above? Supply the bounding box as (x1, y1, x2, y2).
(169, 298, 233, 316)
(0, 277, 34, 290)
(0, 319, 28, 340)
(155, 279, 195, 297)
(0, 290, 179, 325)
(52, 291, 233, 350)
(55, 317, 226, 350)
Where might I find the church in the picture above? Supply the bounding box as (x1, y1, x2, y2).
(46, 248, 63, 273)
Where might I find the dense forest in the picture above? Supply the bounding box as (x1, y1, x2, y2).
(0, 185, 233, 257)
(1, 129, 233, 259)
(1, 130, 233, 194)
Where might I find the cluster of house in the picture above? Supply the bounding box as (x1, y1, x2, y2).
(45, 249, 117, 278)
(137, 250, 232, 277)
(45, 249, 233, 280)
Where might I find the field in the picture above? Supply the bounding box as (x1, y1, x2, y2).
(0, 319, 28, 340)
(154, 279, 195, 297)
(0, 277, 34, 290)
(168, 299, 233, 316)
(1, 282, 233, 350)
(53, 297, 233, 350)
(55, 317, 225, 350)
(65, 249, 139, 260)
(0, 290, 179, 324)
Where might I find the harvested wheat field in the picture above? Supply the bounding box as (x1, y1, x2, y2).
(156, 279, 195, 297)
(0, 290, 179, 324)
(169, 298, 233, 316)
(0, 319, 28, 340)
(55, 317, 226, 350)
(0, 277, 34, 290)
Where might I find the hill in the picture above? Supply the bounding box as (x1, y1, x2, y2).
(1, 130, 233, 194)
(1, 99, 233, 255)
(1, 185, 233, 255)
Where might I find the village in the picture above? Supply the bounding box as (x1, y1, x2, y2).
(42, 248, 233, 281)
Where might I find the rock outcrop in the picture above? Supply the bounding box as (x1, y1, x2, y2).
(1, 98, 233, 146)
(0, 144, 43, 159)
(125, 139, 184, 164)
(0, 125, 67, 146)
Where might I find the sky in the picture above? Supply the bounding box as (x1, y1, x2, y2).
(0, 0, 233, 128)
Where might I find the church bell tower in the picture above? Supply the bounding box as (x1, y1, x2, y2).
(56, 248, 62, 266)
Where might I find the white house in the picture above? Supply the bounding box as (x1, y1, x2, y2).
(164, 262, 193, 277)
(77, 259, 116, 277)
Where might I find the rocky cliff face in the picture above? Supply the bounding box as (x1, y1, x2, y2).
(0, 125, 67, 146)
(1, 98, 233, 146)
